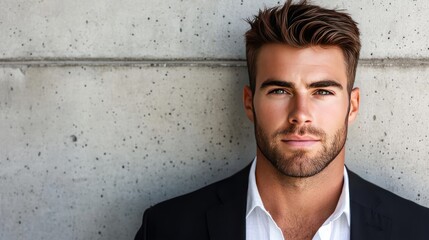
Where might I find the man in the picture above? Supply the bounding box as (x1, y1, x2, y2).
(135, 1, 429, 239)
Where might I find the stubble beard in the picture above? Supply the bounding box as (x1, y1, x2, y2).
(254, 117, 348, 178)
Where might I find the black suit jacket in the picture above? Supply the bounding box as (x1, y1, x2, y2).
(135, 165, 429, 239)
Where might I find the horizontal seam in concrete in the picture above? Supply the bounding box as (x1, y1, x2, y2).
(0, 58, 428, 67)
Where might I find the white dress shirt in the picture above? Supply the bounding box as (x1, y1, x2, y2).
(246, 158, 351, 240)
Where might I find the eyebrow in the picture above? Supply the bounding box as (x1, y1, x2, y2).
(260, 79, 294, 89)
(260, 79, 343, 90)
(309, 80, 343, 90)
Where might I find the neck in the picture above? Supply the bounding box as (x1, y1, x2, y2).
(255, 149, 345, 230)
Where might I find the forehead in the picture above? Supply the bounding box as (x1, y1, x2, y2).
(255, 44, 347, 87)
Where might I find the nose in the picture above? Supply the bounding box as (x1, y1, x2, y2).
(288, 94, 313, 125)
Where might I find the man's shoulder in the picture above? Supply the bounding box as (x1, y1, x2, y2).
(348, 169, 429, 220)
(147, 164, 250, 216)
(137, 165, 250, 239)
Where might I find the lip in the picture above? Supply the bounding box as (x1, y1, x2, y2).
(282, 135, 319, 141)
(281, 135, 320, 147)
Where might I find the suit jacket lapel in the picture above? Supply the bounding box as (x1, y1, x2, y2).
(206, 165, 251, 240)
(348, 169, 392, 240)
(206, 166, 394, 240)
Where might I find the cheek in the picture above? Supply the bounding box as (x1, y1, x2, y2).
(253, 97, 288, 127)
(314, 99, 349, 127)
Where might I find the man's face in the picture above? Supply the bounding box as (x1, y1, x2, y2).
(243, 44, 359, 178)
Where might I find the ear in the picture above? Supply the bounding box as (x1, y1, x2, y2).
(243, 85, 255, 123)
(348, 87, 360, 124)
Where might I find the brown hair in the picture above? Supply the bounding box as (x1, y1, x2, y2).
(245, 0, 361, 93)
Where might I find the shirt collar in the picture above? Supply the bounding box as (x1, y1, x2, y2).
(246, 157, 351, 226)
(246, 157, 263, 218)
(327, 166, 351, 226)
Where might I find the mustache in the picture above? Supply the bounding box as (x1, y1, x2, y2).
(274, 125, 326, 137)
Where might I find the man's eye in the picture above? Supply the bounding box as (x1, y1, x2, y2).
(269, 89, 288, 94)
(315, 89, 333, 95)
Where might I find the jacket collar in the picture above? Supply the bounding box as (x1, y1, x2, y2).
(205, 165, 393, 240)
(348, 169, 392, 240)
(206, 164, 251, 240)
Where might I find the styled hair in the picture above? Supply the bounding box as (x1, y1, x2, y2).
(245, 0, 361, 93)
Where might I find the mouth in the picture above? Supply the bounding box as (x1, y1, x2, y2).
(281, 139, 320, 147)
(281, 135, 320, 147)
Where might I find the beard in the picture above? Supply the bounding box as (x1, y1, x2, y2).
(254, 117, 348, 178)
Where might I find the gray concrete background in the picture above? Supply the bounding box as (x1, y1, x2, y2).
(0, 0, 428, 239)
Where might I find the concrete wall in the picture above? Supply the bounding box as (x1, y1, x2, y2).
(0, 0, 427, 239)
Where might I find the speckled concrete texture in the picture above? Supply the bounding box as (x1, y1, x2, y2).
(0, 66, 254, 239)
(346, 65, 429, 206)
(0, 0, 428, 239)
(0, 0, 428, 59)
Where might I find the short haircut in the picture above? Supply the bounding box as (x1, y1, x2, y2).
(245, 0, 361, 93)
